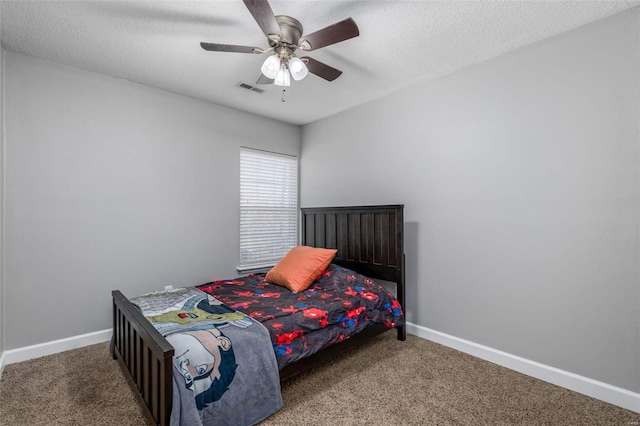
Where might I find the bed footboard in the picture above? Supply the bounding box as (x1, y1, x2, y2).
(112, 290, 174, 426)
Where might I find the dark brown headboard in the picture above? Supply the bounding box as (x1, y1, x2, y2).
(301, 205, 405, 315)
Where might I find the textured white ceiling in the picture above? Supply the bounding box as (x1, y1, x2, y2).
(1, 1, 638, 125)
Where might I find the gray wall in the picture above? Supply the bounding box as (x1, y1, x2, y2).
(3, 51, 299, 350)
(300, 8, 640, 393)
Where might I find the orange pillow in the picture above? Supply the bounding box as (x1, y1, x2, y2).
(266, 246, 337, 293)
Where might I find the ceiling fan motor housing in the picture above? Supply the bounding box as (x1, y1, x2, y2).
(271, 15, 303, 48)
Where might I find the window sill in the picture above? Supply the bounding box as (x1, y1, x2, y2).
(237, 264, 274, 274)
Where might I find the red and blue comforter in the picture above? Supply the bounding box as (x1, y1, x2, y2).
(197, 264, 404, 369)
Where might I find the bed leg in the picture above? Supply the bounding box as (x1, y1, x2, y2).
(396, 325, 406, 341)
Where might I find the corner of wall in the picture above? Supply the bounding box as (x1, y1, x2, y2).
(636, 5, 640, 399)
(1, 43, 6, 369)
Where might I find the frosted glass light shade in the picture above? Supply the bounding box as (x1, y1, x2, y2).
(274, 68, 291, 86)
(261, 55, 280, 79)
(288, 57, 308, 81)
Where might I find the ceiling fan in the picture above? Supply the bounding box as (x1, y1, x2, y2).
(200, 0, 359, 87)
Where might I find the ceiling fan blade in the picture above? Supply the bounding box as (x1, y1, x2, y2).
(256, 74, 274, 85)
(299, 18, 359, 51)
(301, 57, 343, 82)
(242, 0, 282, 40)
(200, 42, 261, 54)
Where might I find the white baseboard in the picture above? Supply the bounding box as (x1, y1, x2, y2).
(0, 329, 112, 371)
(407, 322, 640, 413)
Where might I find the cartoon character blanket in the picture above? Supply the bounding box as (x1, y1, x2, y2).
(197, 264, 405, 369)
(130, 288, 282, 426)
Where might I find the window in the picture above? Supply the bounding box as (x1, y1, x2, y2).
(238, 148, 298, 271)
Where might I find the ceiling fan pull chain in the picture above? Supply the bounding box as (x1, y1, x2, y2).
(281, 87, 286, 102)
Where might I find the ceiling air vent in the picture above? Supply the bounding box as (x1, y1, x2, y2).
(236, 82, 265, 94)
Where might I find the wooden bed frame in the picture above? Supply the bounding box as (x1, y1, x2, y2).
(112, 204, 405, 426)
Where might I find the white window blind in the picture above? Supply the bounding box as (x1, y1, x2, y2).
(239, 148, 298, 271)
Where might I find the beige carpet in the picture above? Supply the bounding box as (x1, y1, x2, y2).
(1, 332, 637, 425)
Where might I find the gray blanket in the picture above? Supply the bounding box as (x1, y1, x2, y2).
(131, 287, 283, 426)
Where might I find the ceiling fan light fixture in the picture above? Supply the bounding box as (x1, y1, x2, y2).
(274, 67, 291, 86)
(288, 57, 308, 81)
(261, 55, 280, 79)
